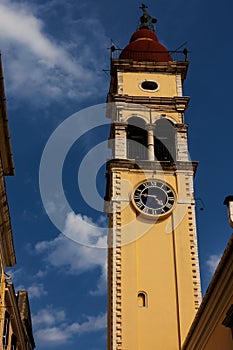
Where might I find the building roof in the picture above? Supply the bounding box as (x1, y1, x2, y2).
(119, 5, 171, 62)
(119, 28, 172, 62)
(5, 283, 36, 349)
(0, 159, 16, 267)
(0, 53, 14, 176)
(182, 234, 233, 349)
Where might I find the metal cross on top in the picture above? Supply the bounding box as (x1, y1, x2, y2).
(139, 3, 157, 31)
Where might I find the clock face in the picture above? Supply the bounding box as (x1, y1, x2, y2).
(132, 180, 175, 217)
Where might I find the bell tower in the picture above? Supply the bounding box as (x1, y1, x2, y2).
(106, 6, 201, 350)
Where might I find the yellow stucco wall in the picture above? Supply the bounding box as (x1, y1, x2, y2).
(121, 72, 178, 97)
(115, 170, 199, 349)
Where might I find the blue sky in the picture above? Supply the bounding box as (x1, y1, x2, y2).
(1, 0, 233, 349)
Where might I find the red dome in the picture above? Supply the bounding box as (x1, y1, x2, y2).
(129, 29, 158, 43)
(119, 29, 172, 62)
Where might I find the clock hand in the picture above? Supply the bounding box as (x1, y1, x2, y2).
(141, 194, 164, 206)
(151, 196, 164, 206)
(155, 198, 164, 205)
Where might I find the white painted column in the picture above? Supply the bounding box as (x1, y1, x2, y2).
(114, 123, 127, 159)
(176, 75, 183, 96)
(176, 124, 189, 161)
(146, 125, 155, 161)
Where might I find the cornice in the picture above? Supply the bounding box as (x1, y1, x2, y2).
(175, 123, 189, 132)
(108, 94, 190, 112)
(0, 164, 16, 267)
(111, 59, 189, 81)
(0, 54, 14, 176)
(106, 159, 197, 172)
(105, 160, 198, 202)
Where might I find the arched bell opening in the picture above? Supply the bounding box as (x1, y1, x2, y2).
(154, 119, 176, 161)
(127, 117, 147, 160)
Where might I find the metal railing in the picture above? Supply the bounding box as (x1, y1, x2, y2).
(110, 48, 189, 62)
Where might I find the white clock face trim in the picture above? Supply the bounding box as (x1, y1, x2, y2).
(139, 80, 160, 92)
(132, 180, 175, 217)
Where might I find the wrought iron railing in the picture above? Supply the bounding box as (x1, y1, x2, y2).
(110, 48, 189, 62)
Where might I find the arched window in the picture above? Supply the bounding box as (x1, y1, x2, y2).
(3, 311, 10, 349)
(137, 291, 147, 308)
(127, 117, 147, 160)
(154, 119, 176, 161)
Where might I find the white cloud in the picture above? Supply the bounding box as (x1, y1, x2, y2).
(33, 306, 106, 346)
(6, 268, 47, 298)
(35, 327, 69, 345)
(0, 0, 108, 105)
(35, 212, 107, 295)
(206, 254, 221, 275)
(73, 313, 107, 334)
(90, 266, 107, 296)
(64, 211, 107, 248)
(28, 283, 47, 298)
(16, 282, 47, 299)
(0, 1, 70, 66)
(35, 269, 47, 278)
(33, 307, 66, 327)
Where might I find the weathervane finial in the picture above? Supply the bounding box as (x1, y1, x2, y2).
(139, 3, 157, 31)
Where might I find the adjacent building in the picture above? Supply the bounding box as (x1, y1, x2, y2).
(183, 228, 233, 349)
(0, 54, 35, 350)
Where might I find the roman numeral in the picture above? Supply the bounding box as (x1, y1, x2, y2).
(136, 201, 144, 209)
(142, 207, 149, 214)
(157, 182, 166, 189)
(134, 195, 141, 200)
(142, 183, 149, 189)
(165, 203, 173, 209)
